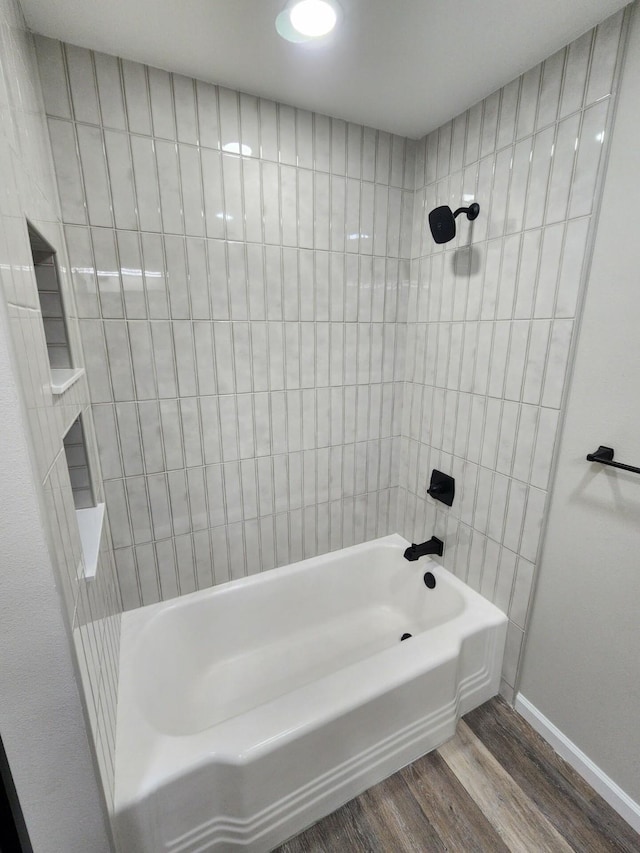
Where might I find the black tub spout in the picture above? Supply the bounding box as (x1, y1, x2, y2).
(403, 537, 444, 561)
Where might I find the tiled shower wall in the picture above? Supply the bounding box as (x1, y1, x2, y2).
(36, 37, 414, 609)
(398, 9, 626, 697)
(0, 0, 121, 813)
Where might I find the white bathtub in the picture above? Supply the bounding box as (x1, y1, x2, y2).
(113, 534, 507, 852)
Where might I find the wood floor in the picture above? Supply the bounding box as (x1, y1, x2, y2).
(274, 697, 640, 853)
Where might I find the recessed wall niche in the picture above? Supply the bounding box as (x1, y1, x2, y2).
(27, 222, 73, 370)
(63, 416, 95, 510)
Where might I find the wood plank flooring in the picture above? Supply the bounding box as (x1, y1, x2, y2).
(274, 697, 640, 853)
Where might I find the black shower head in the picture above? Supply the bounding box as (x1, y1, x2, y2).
(428, 202, 480, 244)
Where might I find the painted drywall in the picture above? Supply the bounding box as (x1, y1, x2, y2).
(398, 10, 626, 697)
(0, 0, 118, 848)
(519, 0, 640, 805)
(36, 38, 412, 609)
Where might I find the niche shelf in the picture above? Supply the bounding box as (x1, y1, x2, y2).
(63, 416, 103, 580)
(27, 222, 83, 396)
(50, 367, 85, 395)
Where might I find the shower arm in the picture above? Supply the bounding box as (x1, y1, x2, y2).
(452, 203, 480, 221)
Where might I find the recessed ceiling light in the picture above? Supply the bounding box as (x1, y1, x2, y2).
(290, 0, 337, 36)
(276, 0, 339, 43)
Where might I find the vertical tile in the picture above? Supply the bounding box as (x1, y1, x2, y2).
(331, 118, 347, 175)
(496, 78, 519, 149)
(259, 98, 278, 161)
(464, 103, 482, 165)
(141, 233, 169, 318)
(297, 109, 314, 169)
(243, 158, 262, 244)
(94, 51, 126, 130)
(66, 44, 100, 124)
(218, 87, 240, 151)
(155, 140, 184, 234)
(35, 37, 72, 118)
(480, 93, 499, 157)
(173, 74, 198, 144)
(179, 145, 205, 236)
(196, 80, 220, 149)
(117, 230, 146, 319)
(537, 49, 565, 129)
(546, 113, 580, 224)
(569, 99, 608, 218)
(121, 60, 151, 135)
(104, 131, 137, 230)
(524, 126, 554, 230)
(542, 319, 573, 408)
(516, 65, 541, 140)
(77, 124, 112, 227)
(130, 135, 163, 232)
(586, 10, 623, 104)
(201, 148, 224, 239)
(556, 218, 589, 318)
(222, 154, 244, 241)
(560, 30, 592, 118)
(148, 67, 176, 139)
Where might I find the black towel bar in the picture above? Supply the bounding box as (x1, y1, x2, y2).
(586, 446, 640, 475)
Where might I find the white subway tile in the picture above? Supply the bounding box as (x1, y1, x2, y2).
(259, 98, 278, 161)
(179, 145, 205, 237)
(130, 135, 162, 232)
(104, 131, 137, 230)
(523, 319, 551, 404)
(524, 126, 554, 230)
(173, 75, 198, 144)
(35, 37, 72, 119)
(196, 80, 220, 149)
(546, 113, 580, 224)
(155, 140, 184, 234)
(542, 319, 573, 408)
(464, 103, 482, 166)
(77, 124, 112, 227)
(586, 10, 623, 104)
(201, 148, 225, 239)
(516, 64, 541, 139)
(66, 44, 100, 124)
(534, 223, 564, 318)
(218, 87, 240, 151)
(556, 218, 589, 318)
(314, 113, 331, 172)
(569, 99, 608, 218)
(481, 93, 500, 158)
(560, 30, 591, 118)
(512, 404, 538, 482)
(148, 67, 176, 140)
(537, 49, 564, 129)
(221, 154, 244, 242)
(497, 78, 519, 149)
(530, 407, 559, 489)
(121, 60, 151, 135)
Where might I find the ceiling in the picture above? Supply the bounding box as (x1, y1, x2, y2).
(20, 0, 629, 138)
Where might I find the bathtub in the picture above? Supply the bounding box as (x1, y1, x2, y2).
(113, 533, 507, 852)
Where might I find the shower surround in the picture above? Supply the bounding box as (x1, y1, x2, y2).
(36, 6, 626, 705)
(37, 34, 413, 609)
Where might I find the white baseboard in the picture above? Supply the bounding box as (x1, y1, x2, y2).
(515, 694, 640, 834)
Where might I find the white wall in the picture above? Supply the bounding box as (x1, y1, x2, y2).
(519, 0, 640, 808)
(398, 9, 626, 697)
(0, 0, 119, 847)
